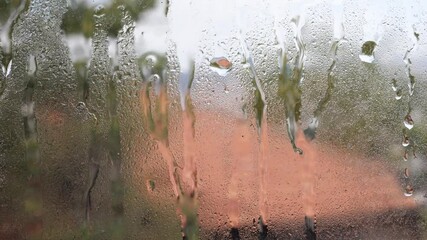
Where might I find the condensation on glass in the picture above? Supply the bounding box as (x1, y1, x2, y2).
(1, 0, 427, 239)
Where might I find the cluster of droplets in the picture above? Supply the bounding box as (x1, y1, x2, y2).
(388, 26, 419, 197)
(402, 116, 414, 197)
(400, 26, 419, 197)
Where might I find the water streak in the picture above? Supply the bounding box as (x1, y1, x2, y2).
(22, 54, 43, 239)
(236, 11, 269, 230)
(403, 27, 418, 96)
(177, 60, 199, 239)
(82, 7, 108, 234)
(305, 1, 345, 140)
(108, 19, 126, 237)
(139, 60, 202, 238)
(400, 22, 419, 196)
(166, 9, 202, 236)
(278, 15, 306, 154)
(139, 64, 181, 198)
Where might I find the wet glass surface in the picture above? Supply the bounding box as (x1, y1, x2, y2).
(1, 0, 427, 239)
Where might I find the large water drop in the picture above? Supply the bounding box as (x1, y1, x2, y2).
(402, 135, 409, 147)
(404, 185, 414, 197)
(209, 57, 232, 76)
(404, 114, 414, 130)
(359, 41, 376, 63)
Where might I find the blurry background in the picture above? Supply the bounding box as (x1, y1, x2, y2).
(1, 0, 427, 239)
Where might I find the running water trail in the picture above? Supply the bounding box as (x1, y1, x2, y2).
(81, 6, 108, 234)
(178, 61, 199, 240)
(400, 4, 420, 196)
(138, 48, 197, 238)
(139, 67, 181, 199)
(22, 54, 43, 239)
(275, 4, 319, 238)
(140, 1, 199, 236)
(236, 0, 269, 231)
(302, 4, 345, 237)
(278, 12, 306, 154)
(305, 0, 345, 140)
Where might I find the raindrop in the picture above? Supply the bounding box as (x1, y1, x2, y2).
(402, 136, 409, 147)
(150, 74, 162, 95)
(404, 114, 414, 130)
(392, 78, 398, 91)
(76, 101, 86, 109)
(404, 168, 409, 178)
(395, 88, 402, 100)
(149, 74, 160, 82)
(359, 41, 376, 63)
(404, 185, 414, 197)
(145, 54, 158, 68)
(147, 179, 156, 192)
(403, 150, 408, 161)
(94, 5, 105, 17)
(240, 55, 246, 64)
(27, 55, 37, 77)
(209, 57, 232, 76)
(224, 85, 229, 94)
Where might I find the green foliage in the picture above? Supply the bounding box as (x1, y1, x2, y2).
(61, 0, 156, 37)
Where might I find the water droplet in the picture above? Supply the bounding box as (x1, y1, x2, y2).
(76, 101, 86, 110)
(21, 102, 34, 117)
(402, 135, 409, 147)
(404, 115, 414, 129)
(395, 88, 402, 100)
(224, 86, 229, 94)
(404, 185, 414, 196)
(145, 54, 158, 68)
(403, 150, 408, 161)
(149, 74, 160, 82)
(359, 41, 376, 63)
(240, 55, 246, 64)
(27, 55, 37, 77)
(404, 168, 409, 178)
(209, 57, 232, 76)
(147, 179, 156, 192)
(408, 78, 415, 96)
(94, 5, 105, 17)
(150, 74, 162, 95)
(391, 78, 398, 91)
